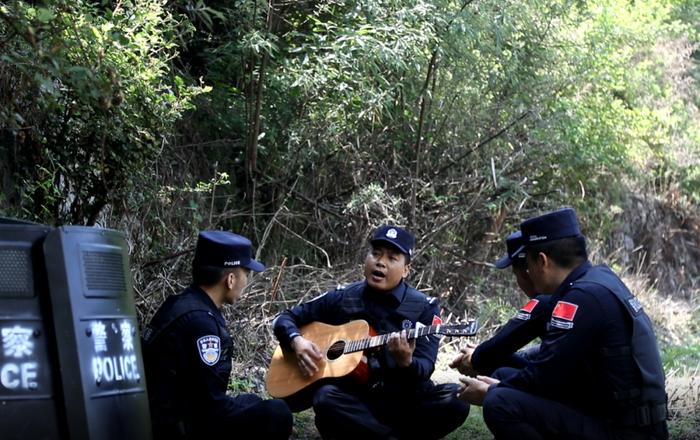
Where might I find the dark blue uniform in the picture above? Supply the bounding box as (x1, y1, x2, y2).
(273, 280, 469, 440)
(484, 262, 668, 440)
(142, 286, 292, 439)
(471, 294, 553, 376)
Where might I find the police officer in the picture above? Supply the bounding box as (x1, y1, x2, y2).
(458, 208, 668, 440)
(142, 231, 293, 439)
(273, 225, 469, 440)
(450, 230, 554, 378)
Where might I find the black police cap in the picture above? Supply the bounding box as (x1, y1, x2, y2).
(494, 230, 526, 269)
(193, 230, 265, 272)
(513, 208, 582, 256)
(370, 225, 415, 260)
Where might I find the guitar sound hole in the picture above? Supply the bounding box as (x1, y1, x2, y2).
(326, 340, 346, 360)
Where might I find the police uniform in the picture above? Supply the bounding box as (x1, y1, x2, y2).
(483, 209, 668, 440)
(471, 294, 553, 376)
(273, 226, 469, 440)
(142, 231, 292, 439)
(471, 231, 554, 376)
(274, 280, 468, 439)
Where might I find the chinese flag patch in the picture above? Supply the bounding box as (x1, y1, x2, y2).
(552, 301, 579, 321)
(520, 298, 539, 313)
(432, 315, 443, 325)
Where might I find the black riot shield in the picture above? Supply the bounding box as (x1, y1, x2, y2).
(43, 226, 151, 440)
(0, 220, 65, 439)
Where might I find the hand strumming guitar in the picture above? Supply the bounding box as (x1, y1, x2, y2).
(291, 335, 324, 377)
(387, 329, 416, 367)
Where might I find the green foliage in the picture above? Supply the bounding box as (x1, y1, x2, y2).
(137, 0, 699, 270)
(291, 410, 320, 440)
(444, 406, 493, 440)
(663, 343, 700, 372)
(227, 375, 256, 393)
(1, 0, 696, 435)
(0, 0, 205, 224)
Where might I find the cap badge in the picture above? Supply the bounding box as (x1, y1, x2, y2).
(386, 228, 398, 239)
(224, 260, 240, 266)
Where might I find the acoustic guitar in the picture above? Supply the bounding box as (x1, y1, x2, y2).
(265, 319, 478, 398)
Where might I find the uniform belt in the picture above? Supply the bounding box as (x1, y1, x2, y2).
(617, 402, 667, 427)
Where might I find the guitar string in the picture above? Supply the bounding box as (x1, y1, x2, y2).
(341, 324, 473, 354)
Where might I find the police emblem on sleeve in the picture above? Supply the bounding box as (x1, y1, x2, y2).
(550, 301, 578, 330)
(515, 298, 539, 321)
(196, 335, 221, 365)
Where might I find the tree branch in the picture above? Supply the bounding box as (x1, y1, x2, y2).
(434, 111, 531, 177)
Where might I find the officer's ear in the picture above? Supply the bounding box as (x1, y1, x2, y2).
(535, 251, 550, 270)
(224, 270, 237, 290)
(526, 250, 545, 272)
(401, 257, 411, 279)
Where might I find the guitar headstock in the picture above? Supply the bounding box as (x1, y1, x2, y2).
(436, 320, 478, 337)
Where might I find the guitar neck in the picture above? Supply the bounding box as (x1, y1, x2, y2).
(343, 324, 443, 354)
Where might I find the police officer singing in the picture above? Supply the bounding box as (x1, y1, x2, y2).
(273, 225, 469, 440)
(142, 231, 293, 439)
(458, 208, 668, 440)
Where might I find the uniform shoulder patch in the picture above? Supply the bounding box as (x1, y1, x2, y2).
(550, 301, 579, 330)
(515, 298, 539, 321)
(196, 335, 221, 365)
(627, 297, 643, 313)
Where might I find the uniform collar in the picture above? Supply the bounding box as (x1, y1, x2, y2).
(364, 280, 406, 306)
(553, 260, 592, 297)
(188, 284, 221, 312)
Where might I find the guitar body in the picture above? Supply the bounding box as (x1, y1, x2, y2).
(265, 318, 478, 401)
(266, 320, 370, 398)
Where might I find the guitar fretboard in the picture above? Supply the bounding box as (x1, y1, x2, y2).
(344, 324, 443, 353)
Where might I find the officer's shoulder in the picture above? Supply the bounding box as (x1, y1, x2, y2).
(532, 294, 554, 308)
(568, 275, 610, 297)
(329, 281, 364, 296)
(303, 281, 358, 304)
(152, 291, 210, 321)
(406, 284, 439, 305)
(174, 309, 219, 331)
(560, 285, 606, 309)
(335, 281, 364, 291)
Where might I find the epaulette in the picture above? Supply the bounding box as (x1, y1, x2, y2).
(305, 291, 329, 303)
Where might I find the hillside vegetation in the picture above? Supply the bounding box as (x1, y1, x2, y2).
(1, 0, 698, 437)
